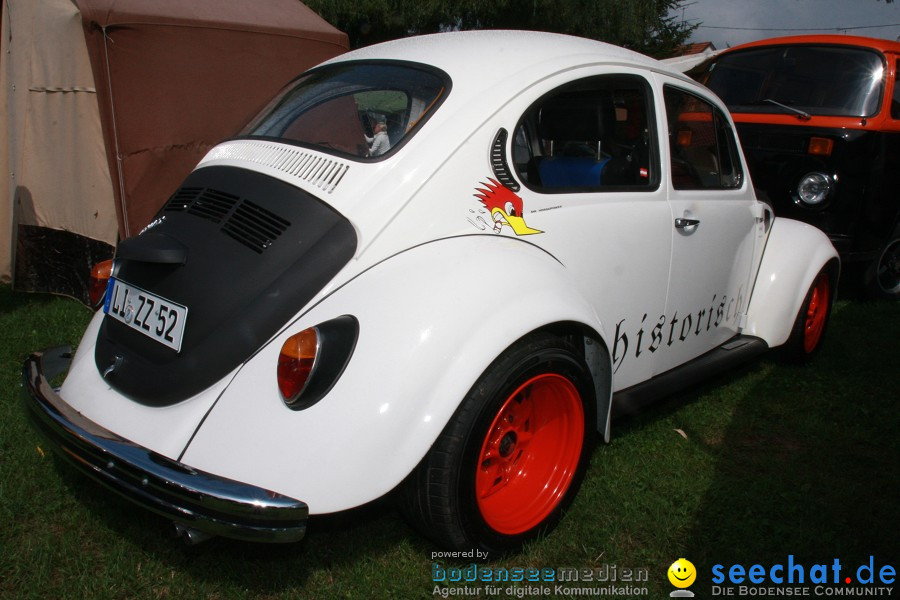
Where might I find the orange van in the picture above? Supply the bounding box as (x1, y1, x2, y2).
(698, 35, 900, 299)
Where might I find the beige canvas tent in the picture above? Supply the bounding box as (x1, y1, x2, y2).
(1, 0, 348, 300)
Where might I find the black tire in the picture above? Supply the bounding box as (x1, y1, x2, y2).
(399, 332, 596, 554)
(864, 229, 900, 300)
(780, 267, 834, 363)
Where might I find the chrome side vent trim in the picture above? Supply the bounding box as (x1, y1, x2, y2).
(203, 141, 350, 194)
(490, 129, 520, 192)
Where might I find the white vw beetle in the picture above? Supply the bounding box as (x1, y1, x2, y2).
(24, 31, 838, 553)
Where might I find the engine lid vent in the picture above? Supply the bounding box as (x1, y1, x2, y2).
(202, 141, 351, 194)
(164, 187, 289, 253)
(188, 189, 239, 223)
(223, 200, 290, 254)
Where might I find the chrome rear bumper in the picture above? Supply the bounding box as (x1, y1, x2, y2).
(22, 347, 308, 543)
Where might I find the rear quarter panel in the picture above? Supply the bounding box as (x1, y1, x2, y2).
(179, 236, 607, 514)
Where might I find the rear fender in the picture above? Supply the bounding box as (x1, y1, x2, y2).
(180, 235, 611, 514)
(744, 218, 839, 347)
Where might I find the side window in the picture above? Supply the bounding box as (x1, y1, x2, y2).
(514, 75, 657, 192)
(664, 85, 743, 190)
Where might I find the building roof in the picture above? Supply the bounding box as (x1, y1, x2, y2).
(675, 41, 717, 56)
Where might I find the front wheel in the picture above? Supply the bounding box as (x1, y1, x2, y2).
(781, 268, 833, 362)
(400, 332, 596, 553)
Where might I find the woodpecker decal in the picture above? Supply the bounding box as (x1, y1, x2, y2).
(470, 178, 543, 236)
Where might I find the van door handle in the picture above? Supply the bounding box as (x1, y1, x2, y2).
(675, 217, 700, 229)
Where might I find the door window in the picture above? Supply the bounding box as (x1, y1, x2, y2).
(664, 86, 743, 190)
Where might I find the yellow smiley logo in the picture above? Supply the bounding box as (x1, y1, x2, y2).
(668, 558, 697, 588)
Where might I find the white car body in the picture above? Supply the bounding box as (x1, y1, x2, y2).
(24, 31, 838, 550)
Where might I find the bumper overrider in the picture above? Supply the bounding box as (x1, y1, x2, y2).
(21, 347, 308, 543)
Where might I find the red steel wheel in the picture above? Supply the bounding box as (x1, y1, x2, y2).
(802, 272, 830, 354)
(399, 332, 597, 553)
(782, 265, 835, 362)
(475, 373, 584, 534)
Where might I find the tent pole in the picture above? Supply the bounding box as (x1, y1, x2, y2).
(101, 25, 129, 237)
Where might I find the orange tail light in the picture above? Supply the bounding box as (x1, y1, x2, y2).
(277, 328, 319, 404)
(88, 260, 114, 307)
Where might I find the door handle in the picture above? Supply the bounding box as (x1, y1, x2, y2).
(675, 217, 700, 229)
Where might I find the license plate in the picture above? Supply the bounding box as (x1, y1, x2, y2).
(104, 278, 188, 352)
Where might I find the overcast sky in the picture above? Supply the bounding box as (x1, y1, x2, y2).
(673, 0, 900, 49)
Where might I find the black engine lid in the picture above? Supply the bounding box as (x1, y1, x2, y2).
(95, 165, 358, 405)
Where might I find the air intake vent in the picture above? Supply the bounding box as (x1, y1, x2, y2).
(202, 141, 351, 194)
(165, 187, 203, 212)
(490, 129, 520, 192)
(223, 200, 290, 254)
(163, 187, 290, 254)
(187, 189, 239, 223)
(164, 188, 239, 225)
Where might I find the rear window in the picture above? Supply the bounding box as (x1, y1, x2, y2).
(241, 62, 447, 159)
(704, 45, 885, 118)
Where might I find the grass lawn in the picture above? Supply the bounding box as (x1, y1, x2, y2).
(1, 285, 897, 599)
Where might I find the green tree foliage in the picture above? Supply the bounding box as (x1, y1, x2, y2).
(306, 0, 698, 57)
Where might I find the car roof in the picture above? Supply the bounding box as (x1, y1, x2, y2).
(720, 34, 900, 56)
(321, 30, 681, 90)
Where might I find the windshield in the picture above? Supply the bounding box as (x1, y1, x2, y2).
(704, 45, 885, 118)
(241, 62, 447, 159)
